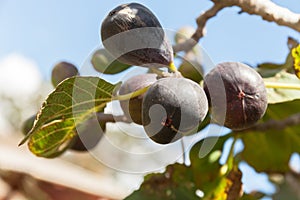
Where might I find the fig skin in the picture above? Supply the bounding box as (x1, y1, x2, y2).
(204, 62, 268, 130)
(22, 115, 36, 135)
(51, 61, 78, 87)
(119, 73, 158, 125)
(101, 3, 173, 68)
(142, 77, 208, 144)
(70, 117, 106, 152)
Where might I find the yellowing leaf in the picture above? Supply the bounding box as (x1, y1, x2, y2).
(292, 44, 300, 79)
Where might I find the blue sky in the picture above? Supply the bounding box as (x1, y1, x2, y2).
(0, 0, 299, 80)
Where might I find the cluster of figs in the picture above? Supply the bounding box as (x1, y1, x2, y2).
(23, 3, 268, 151)
(101, 3, 268, 144)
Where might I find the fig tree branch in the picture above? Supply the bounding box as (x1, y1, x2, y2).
(96, 112, 131, 123)
(242, 112, 300, 132)
(174, 0, 300, 53)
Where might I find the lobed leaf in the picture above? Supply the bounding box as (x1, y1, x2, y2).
(20, 76, 119, 158)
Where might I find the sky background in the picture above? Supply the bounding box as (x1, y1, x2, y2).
(0, 0, 299, 80)
(0, 0, 299, 198)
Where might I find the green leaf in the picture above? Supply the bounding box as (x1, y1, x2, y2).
(257, 47, 294, 78)
(240, 100, 300, 173)
(125, 135, 241, 200)
(91, 49, 132, 74)
(264, 71, 300, 104)
(20, 76, 119, 158)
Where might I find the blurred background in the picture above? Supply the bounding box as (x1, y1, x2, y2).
(0, 0, 299, 199)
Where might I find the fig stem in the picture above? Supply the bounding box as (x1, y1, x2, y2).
(113, 86, 150, 101)
(225, 137, 238, 172)
(181, 139, 187, 165)
(264, 81, 300, 90)
(169, 62, 178, 72)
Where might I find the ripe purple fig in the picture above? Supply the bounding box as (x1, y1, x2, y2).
(204, 62, 268, 130)
(101, 3, 173, 68)
(142, 77, 208, 144)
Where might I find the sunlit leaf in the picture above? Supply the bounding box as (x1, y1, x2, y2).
(263, 71, 300, 104)
(20, 77, 119, 157)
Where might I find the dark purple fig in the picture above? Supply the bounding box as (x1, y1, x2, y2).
(142, 77, 208, 144)
(70, 117, 105, 152)
(51, 61, 79, 87)
(119, 73, 158, 125)
(101, 3, 173, 68)
(204, 62, 268, 130)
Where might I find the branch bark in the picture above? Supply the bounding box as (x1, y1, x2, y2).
(173, 0, 300, 53)
(242, 113, 300, 132)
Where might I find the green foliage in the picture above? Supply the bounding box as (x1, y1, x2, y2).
(240, 100, 300, 173)
(126, 135, 244, 200)
(20, 77, 119, 157)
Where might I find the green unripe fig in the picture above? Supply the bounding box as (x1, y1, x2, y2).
(91, 49, 132, 74)
(142, 77, 208, 144)
(204, 62, 268, 130)
(174, 26, 195, 44)
(101, 3, 173, 68)
(51, 61, 79, 87)
(119, 73, 158, 125)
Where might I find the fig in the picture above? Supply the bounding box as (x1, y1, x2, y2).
(91, 48, 132, 74)
(22, 115, 36, 135)
(204, 62, 268, 130)
(119, 73, 158, 125)
(51, 61, 79, 87)
(142, 77, 208, 144)
(101, 3, 173, 68)
(70, 117, 106, 152)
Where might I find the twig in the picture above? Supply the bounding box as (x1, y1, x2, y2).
(96, 113, 131, 123)
(173, 0, 300, 53)
(241, 113, 300, 132)
(173, 3, 226, 53)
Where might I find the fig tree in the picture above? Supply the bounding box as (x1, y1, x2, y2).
(204, 62, 268, 130)
(142, 77, 208, 144)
